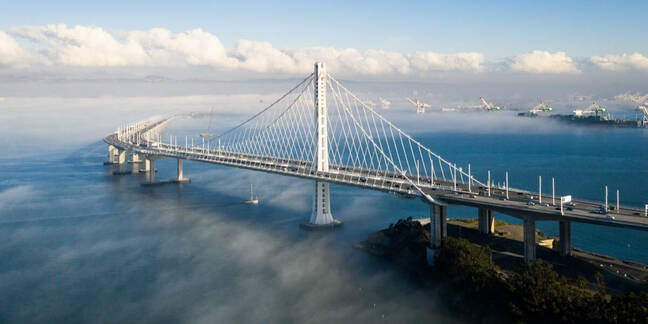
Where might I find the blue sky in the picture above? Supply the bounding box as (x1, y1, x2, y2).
(3, 0, 647, 59)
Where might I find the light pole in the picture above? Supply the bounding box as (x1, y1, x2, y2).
(605, 186, 608, 212)
(539, 176, 542, 204)
(505, 171, 509, 199)
(487, 170, 491, 197)
(552, 177, 555, 206)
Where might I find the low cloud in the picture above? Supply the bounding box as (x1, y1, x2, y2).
(11, 25, 234, 68)
(510, 50, 580, 74)
(591, 53, 648, 72)
(613, 92, 648, 107)
(0, 185, 37, 210)
(410, 51, 485, 72)
(0, 31, 45, 67)
(0, 155, 448, 322)
(6, 24, 486, 75)
(2, 24, 648, 81)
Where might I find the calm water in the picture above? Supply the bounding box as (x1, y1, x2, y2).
(1, 113, 647, 323)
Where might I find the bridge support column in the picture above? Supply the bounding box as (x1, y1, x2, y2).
(141, 159, 151, 172)
(130, 153, 143, 163)
(301, 181, 342, 230)
(117, 150, 126, 165)
(177, 159, 183, 180)
(523, 219, 536, 263)
(106, 145, 117, 164)
(174, 159, 190, 183)
(149, 159, 156, 182)
(426, 204, 447, 265)
(478, 208, 494, 235)
(300, 62, 341, 230)
(559, 221, 572, 257)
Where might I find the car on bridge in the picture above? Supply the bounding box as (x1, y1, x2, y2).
(596, 205, 609, 214)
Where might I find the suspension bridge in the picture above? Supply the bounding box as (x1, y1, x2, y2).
(105, 62, 648, 264)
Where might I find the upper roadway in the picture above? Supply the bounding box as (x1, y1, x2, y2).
(105, 117, 648, 232)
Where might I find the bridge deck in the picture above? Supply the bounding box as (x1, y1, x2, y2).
(105, 119, 648, 233)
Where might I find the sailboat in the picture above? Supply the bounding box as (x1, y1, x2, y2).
(244, 184, 259, 204)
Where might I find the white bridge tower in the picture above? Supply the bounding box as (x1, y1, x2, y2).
(304, 62, 341, 229)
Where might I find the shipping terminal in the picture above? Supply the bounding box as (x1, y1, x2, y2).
(518, 101, 648, 128)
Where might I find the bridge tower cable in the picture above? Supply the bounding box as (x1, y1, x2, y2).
(198, 62, 485, 217)
(308, 62, 339, 227)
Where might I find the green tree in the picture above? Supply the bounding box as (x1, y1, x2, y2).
(509, 260, 592, 323)
(435, 237, 500, 294)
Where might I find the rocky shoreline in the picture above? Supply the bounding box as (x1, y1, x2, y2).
(355, 217, 648, 323)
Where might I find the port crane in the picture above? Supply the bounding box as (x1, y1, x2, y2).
(529, 101, 553, 115)
(636, 94, 648, 105)
(573, 102, 607, 117)
(587, 102, 607, 117)
(406, 98, 430, 114)
(379, 97, 391, 109)
(638, 105, 648, 125)
(200, 108, 215, 137)
(479, 97, 502, 111)
(625, 93, 648, 124)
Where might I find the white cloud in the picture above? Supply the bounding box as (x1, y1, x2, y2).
(131, 27, 237, 68)
(8, 24, 484, 75)
(11, 25, 648, 76)
(0, 31, 45, 67)
(12, 25, 236, 68)
(590, 53, 648, 72)
(14, 24, 150, 67)
(288, 47, 421, 75)
(233, 40, 300, 73)
(410, 51, 484, 72)
(614, 92, 648, 105)
(510, 50, 580, 74)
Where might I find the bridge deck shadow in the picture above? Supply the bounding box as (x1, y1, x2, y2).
(444, 221, 648, 294)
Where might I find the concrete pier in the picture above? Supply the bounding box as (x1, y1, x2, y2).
(117, 150, 126, 164)
(300, 63, 342, 231)
(300, 181, 343, 230)
(137, 157, 157, 174)
(140, 158, 190, 186)
(478, 208, 494, 235)
(177, 159, 183, 180)
(559, 221, 572, 256)
(149, 159, 156, 182)
(130, 153, 143, 163)
(108, 145, 116, 163)
(104, 145, 119, 165)
(523, 219, 536, 263)
(426, 204, 447, 265)
(175, 159, 190, 183)
(142, 159, 151, 172)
